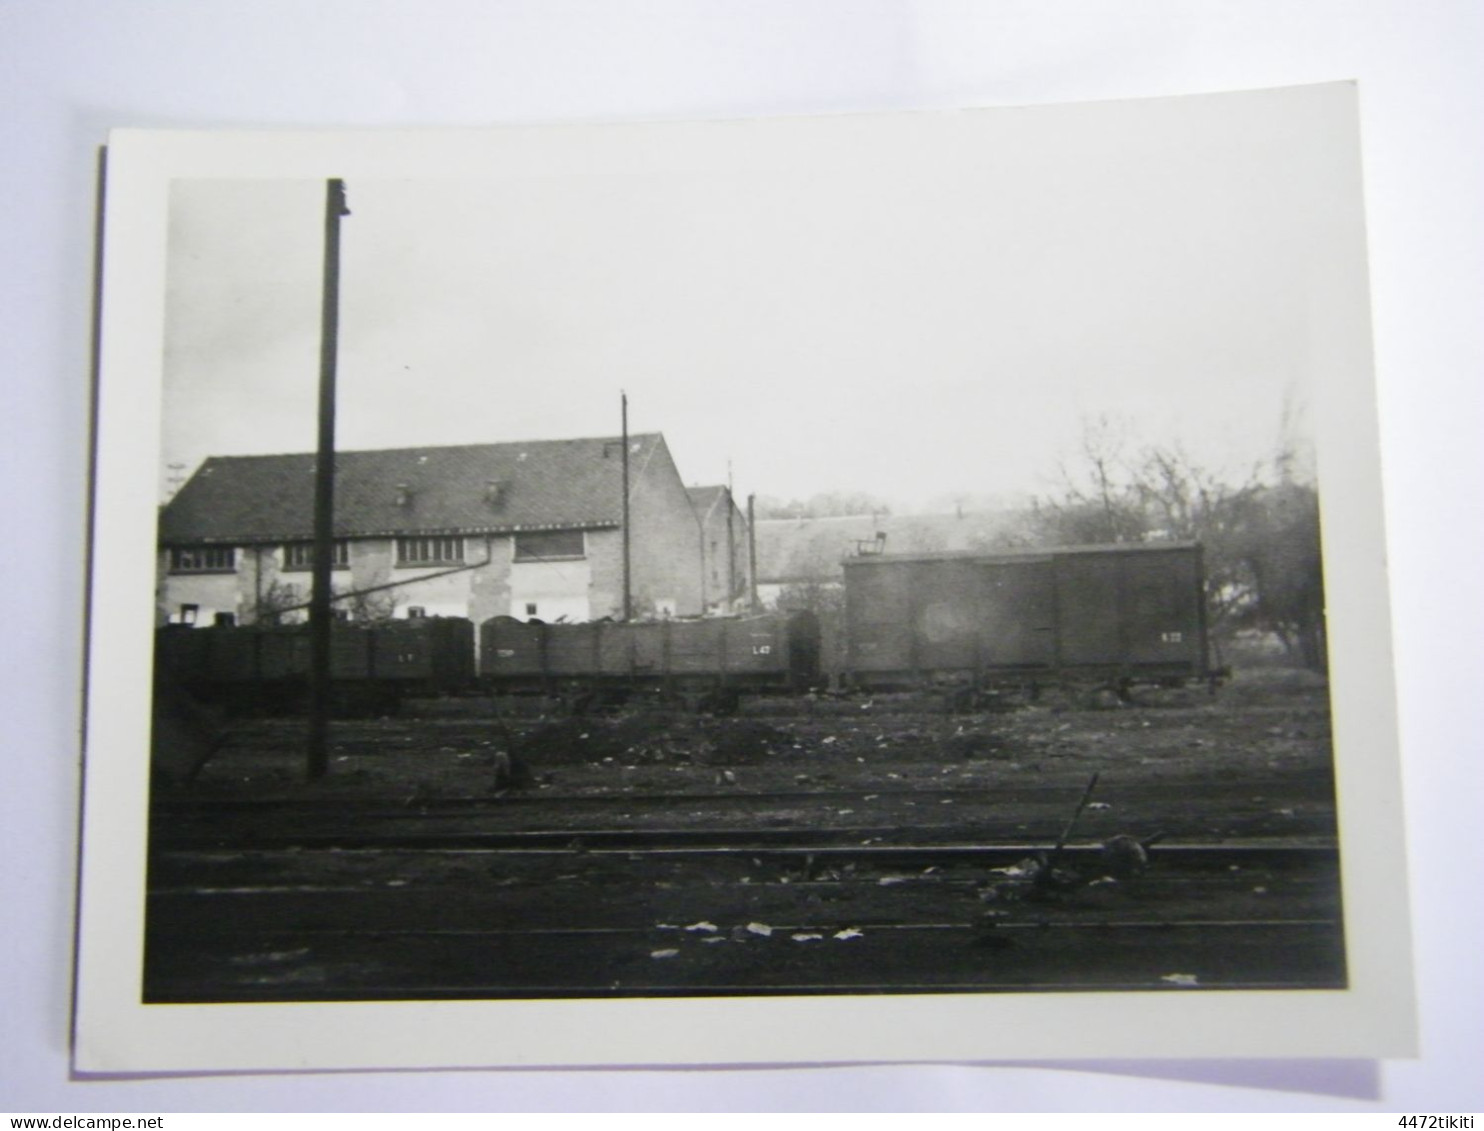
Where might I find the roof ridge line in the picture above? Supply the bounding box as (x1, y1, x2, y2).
(203, 432, 665, 463)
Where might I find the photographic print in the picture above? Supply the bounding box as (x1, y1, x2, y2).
(76, 84, 1414, 1071)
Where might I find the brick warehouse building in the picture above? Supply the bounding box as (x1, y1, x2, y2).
(156, 433, 704, 630)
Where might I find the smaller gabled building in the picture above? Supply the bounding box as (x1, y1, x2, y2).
(157, 433, 704, 630)
(753, 510, 1019, 608)
(686, 485, 752, 615)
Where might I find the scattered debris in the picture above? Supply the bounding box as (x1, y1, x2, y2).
(791, 933, 824, 942)
(987, 861, 1036, 878)
(684, 921, 718, 933)
(834, 928, 864, 941)
(1099, 831, 1167, 880)
(227, 948, 310, 967)
(745, 922, 773, 937)
(650, 948, 679, 959)
(1160, 973, 1200, 987)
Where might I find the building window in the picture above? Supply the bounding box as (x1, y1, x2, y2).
(282, 540, 350, 570)
(406, 606, 426, 619)
(213, 612, 236, 627)
(513, 530, 584, 561)
(396, 536, 464, 566)
(525, 602, 539, 617)
(169, 546, 235, 573)
(178, 603, 200, 626)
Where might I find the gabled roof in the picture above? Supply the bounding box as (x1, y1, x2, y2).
(686, 485, 736, 524)
(686, 484, 725, 511)
(160, 434, 665, 545)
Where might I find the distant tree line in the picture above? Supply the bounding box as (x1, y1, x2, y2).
(754, 491, 892, 520)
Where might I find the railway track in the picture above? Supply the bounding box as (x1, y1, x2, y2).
(144, 823, 1345, 1001)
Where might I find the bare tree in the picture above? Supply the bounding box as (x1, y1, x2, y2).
(1226, 481, 1326, 671)
(334, 583, 398, 623)
(1023, 417, 1325, 670)
(775, 578, 846, 679)
(1035, 414, 1149, 544)
(251, 579, 304, 626)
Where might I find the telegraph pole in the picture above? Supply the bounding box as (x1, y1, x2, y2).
(621, 391, 632, 622)
(725, 460, 736, 612)
(308, 178, 349, 780)
(747, 492, 759, 612)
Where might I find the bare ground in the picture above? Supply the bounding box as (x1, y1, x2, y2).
(146, 667, 1343, 999)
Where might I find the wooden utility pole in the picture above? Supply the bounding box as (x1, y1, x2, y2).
(747, 492, 759, 612)
(725, 460, 735, 612)
(308, 178, 349, 780)
(621, 391, 632, 622)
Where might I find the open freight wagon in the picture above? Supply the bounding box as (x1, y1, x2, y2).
(153, 616, 476, 714)
(842, 542, 1213, 697)
(479, 610, 821, 710)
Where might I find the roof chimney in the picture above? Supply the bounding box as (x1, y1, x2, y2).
(395, 482, 413, 507)
(484, 480, 504, 507)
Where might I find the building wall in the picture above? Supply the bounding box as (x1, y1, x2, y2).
(627, 438, 703, 617)
(698, 494, 752, 614)
(467, 535, 515, 626)
(156, 550, 240, 625)
(586, 528, 623, 619)
(160, 532, 607, 628)
(509, 556, 591, 622)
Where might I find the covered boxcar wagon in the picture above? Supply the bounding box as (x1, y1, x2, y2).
(842, 542, 1212, 696)
(479, 611, 820, 710)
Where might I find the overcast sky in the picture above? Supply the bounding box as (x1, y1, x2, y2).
(161, 87, 1356, 510)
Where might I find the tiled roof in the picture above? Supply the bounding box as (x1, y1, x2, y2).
(686, 485, 729, 521)
(160, 434, 664, 544)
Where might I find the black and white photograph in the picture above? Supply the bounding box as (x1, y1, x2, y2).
(9, 1, 1482, 1114)
(74, 84, 1414, 1072)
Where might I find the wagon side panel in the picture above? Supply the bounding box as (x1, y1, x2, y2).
(844, 560, 915, 680)
(479, 616, 545, 681)
(974, 558, 1056, 670)
(912, 558, 985, 673)
(1051, 551, 1128, 667)
(1117, 547, 1209, 676)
